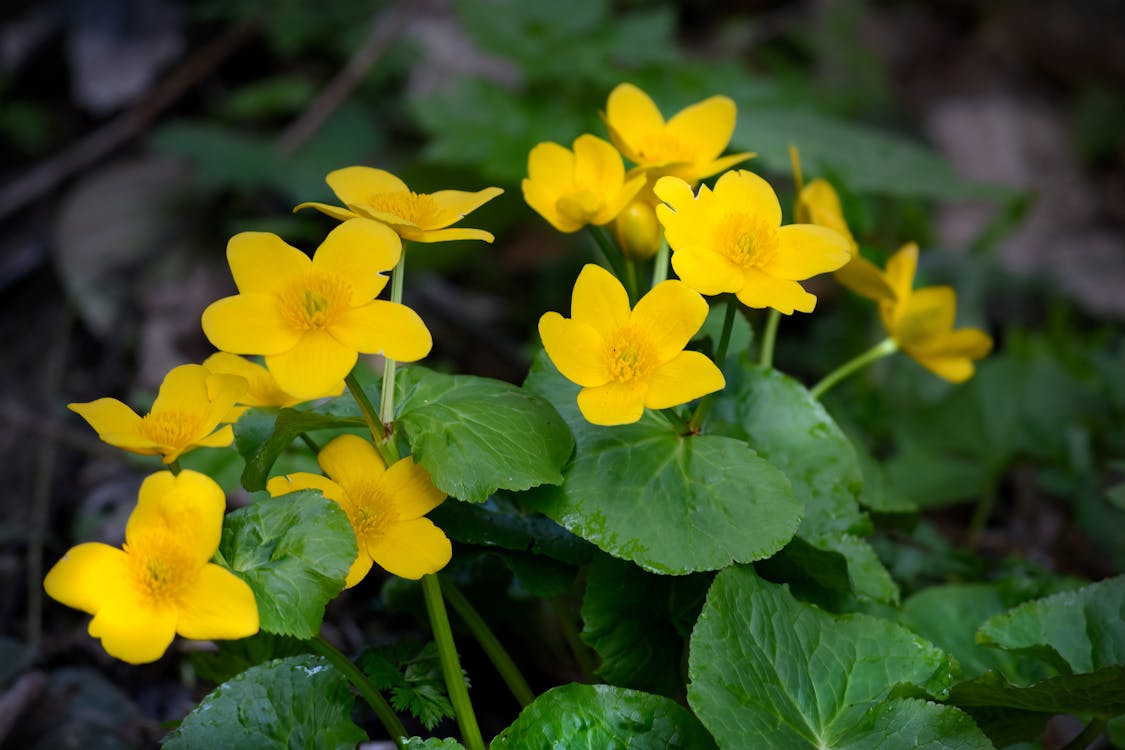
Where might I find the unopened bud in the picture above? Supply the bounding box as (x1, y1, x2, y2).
(613, 201, 663, 260)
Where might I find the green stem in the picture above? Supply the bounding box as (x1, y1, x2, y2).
(809, 338, 898, 400)
(688, 297, 738, 433)
(298, 432, 320, 454)
(422, 574, 485, 750)
(309, 635, 408, 747)
(758, 308, 781, 368)
(378, 251, 407, 446)
(651, 239, 670, 287)
(345, 372, 396, 466)
(966, 476, 998, 545)
(624, 258, 640, 304)
(440, 576, 535, 708)
(1061, 717, 1106, 750)
(587, 226, 628, 293)
(167, 459, 182, 476)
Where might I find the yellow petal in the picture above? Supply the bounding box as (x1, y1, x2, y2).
(604, 82, 665, 162)
(44, 542, 129, 615)
(381, 457, 446, 519)
(572, 135, 624, 195)
(150, 364, 210, 415)
(711, 170, 781, 228)
(266, 330, 358, 399)
(410, 227, 496, 244)
(88, 590, 177, 664)
(267, 472, 348, 505)
(523, 178, 580, 233)
(664, 95, 737, 161)
(926, 327, 994, 359)
(426, 187, 504, 230)
(128, 470, 225, 563)
(202, 373, 249, 427)
(539, 312, 610, 387)
(835, 254, 896, 301)
(884, 243, 919, 304)
(570, 264, 631, 340)
(316, 434, 385, 496)
(908, 353, 976, 383)
(326, 166, 408, 207)
(765, 225, 851, 280)
(576, 381, 647, 425)
(675, 151, 755, 183)
(68, 398, 142, 438)
(202, 294, 303, 355)
(368, 517, 452, 579)
(203, 352, 264, 384)
(629, 280, 709, 361)
(734, 267, 817, 314)
(176, 564, 259, 640)
(227, 232, 311, 295)
(191, 424, 235, 450)
(343, 549, 374, 588)
(527, 141, 577, 189)
(644, 351, 726, 409)
(653, 175, 697, 215)
(313, 219, 400, 303)
(292, 201, 359, 222)
(796, 179, 853, 242)
(894, 286, 956, 347)
(330, 301, 433, 362)
(669, 247, 743, 296)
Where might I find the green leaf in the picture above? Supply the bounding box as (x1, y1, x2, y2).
(490, 683, 717, 749)
(402, 739, 466, 749)
(359, 642, 454, 731)
(580, 557, 710, 696)
(951, 668, 1125, 717)
(392, 366, 573, 503)
(524, 353, 800, 574)
(219, 491, 356, 638)
(732, 108, 1015, 201)
(977, 575, 1125, 674)
(162, 655, 366, 750)
(191, 632, 310, 685)
(714, 363, 897, 604)
(235, 408, 366, 492)
(688, 566, 988, 749)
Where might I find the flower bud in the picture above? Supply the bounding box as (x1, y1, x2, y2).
(613, 200, 663, 260)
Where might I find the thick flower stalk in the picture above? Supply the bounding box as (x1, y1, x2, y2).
(43, 470, 258, 664)
(795, 178, 895, 301)
(522, 134, 645, 233)
(539, 263, 724, 426)
(69, 364, 246, 464)
(202, 352, 344, 421)
(201, 218, 431, 400)
(294, 166, 503, 243)
(267, 434, 451, 585)
(655, 170, 851, 314)
(879, 243, 993, 382)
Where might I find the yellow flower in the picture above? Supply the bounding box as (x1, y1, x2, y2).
(294, 167, 503, 243)
(69, 364, 246, 464)
(202, 352, 344, 421)
(794, 178, 895, 301)
(602, 82, 753, 183)
(44, 470, 258, 664)
(201, 219, 431, 400)
(879, 244, 993, 382)
(267, 434, 450, 585)
(655, 170, 851, 314)
(539, 264, 725, 426)
(522, 134, 645, 233)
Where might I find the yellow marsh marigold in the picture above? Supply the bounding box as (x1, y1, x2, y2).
(44, 470, 258, 664)
(655, 170, 851, 314)
(879, 243, 993, 382)
(602, 82, 753, 183)
(267, 434, 450, 585)
(294, 167, 503, 243)
(202, 352, 344, 421)
(522, 134, 645, 233)
(539, 264, 725, 426)
(613, 199, 665, 261)
(201, 219, 431, 400)
(69, 364, 246, 464)
(794, 178, 895, 302)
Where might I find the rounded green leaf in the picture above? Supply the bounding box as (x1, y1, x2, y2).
(162, 655, 366, 750)
(219, 490, 356, 638)
(491, 683, 717, 749)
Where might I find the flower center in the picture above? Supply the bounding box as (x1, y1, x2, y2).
(125, 529, 199, 606)
(347, 480, 398, 544)
(366, 191, 438, 226)
(556, 189, 603, 224)
(277, 272, 353, 331)
(715, 213, 778, 268)
(139, 410, 202, 448)
(634, 132, 694, 165)
(605, 326, 657, 383)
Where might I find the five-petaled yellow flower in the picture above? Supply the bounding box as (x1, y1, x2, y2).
(267, 434, 451, 585)
(295, 166, 503, 243)
(44, 470, 259, 664)
(602, 82, 753, 184)
(655, 170, 851, 314)
(201, 218, 431, 400)
(795, 178, 895, 302)
(69, 364, 246, 464)
(522, 134, 645, 233)
(202, 352, 344, 421)
(539, 264, 725, 426)
(879, 243, 993, 382)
